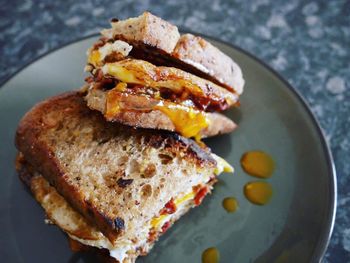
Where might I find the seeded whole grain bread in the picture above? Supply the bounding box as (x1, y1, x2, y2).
(101, 12, 244, 94)
(15, 91, 218, 245)
(85, 87, 237, 138)
(17, 156, 210, 263)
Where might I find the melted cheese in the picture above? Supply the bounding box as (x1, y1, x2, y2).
(151, 191, 196, 230)
(102, 60, 204, 96)
(174, 192, 195, 206)
(211, 153, 234, 175)
(150, 214, 168, 229)
(105, 64, 142, 84)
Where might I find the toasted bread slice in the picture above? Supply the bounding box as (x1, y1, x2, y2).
(85, 87, 237, 138)
(15, 91, 225, 247)
(101, 12, 244, 94)
(18, 156, 206, 263)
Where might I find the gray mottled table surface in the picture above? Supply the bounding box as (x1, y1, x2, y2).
(1, 0, 349, 262)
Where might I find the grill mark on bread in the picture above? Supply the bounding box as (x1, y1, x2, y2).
(117, 178, 134, 188)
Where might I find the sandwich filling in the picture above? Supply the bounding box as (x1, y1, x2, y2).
(86, 41, 237, 111)
(85, 38, 238, 139)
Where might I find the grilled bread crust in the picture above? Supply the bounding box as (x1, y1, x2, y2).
(85, 87, 237, 137)
(15, 91, 217, 244)
(102, 12, 244, 93)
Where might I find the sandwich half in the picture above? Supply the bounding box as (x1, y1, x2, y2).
(15, 91, 232, 263)
(84, 12, 244, 139)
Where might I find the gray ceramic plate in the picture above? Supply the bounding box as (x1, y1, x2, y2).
(0, 35, 336, 263)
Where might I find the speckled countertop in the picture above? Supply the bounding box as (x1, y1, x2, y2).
(1, 0, 349, 261)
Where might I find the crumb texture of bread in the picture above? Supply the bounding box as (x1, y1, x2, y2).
(104, 12, 180, 53)
(17, 158, 205, 263)
(173, 34, 245, 94)
(15, 91, 216, 244)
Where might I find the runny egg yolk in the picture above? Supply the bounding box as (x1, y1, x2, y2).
(154, 103, 209, 139)
(105, 85, 210, 139)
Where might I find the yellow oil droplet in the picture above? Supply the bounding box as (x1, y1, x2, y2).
(222, 197, 238, 213)
(240, 151, 275, 178)
(244, 181, 273, 205)
(202, 247, 220, 263)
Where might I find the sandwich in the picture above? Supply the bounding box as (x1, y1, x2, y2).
(15, 12, 244, 263)
(84, 11, 244, 139)
(15, 91, 232, 263)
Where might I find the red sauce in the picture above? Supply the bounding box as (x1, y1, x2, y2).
(160, 198, 177, 215)
(147, 230, 157, 243)
(194, 186, 208, 206)
(161, 221, 171, 233)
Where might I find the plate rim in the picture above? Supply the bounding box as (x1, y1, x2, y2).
(0, 31, 337, 262)
(199, 31, 337, 262)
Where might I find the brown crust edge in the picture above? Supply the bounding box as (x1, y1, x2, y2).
(15, 91, 124, 243)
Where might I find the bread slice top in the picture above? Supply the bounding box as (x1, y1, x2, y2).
(105, 11, 180, 54)
(85, 87, 237, 138)
(100, 12, 244, 94)
(15, 91, 219, 244)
